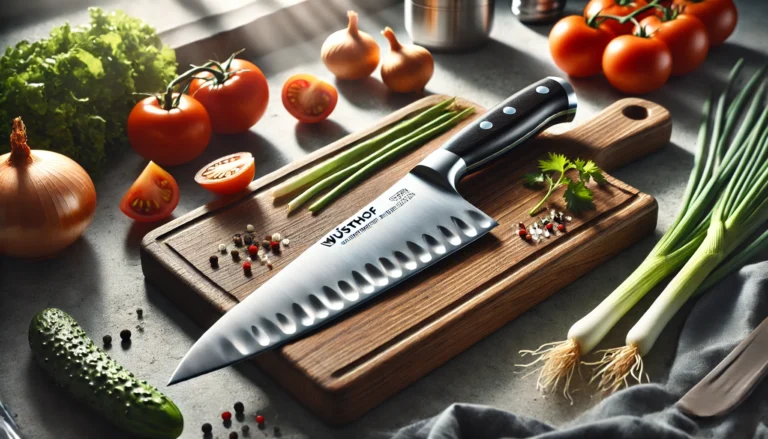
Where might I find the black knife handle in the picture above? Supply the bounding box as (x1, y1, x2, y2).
(442, 77, 576, 174)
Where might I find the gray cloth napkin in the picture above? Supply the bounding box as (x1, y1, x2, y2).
(393, 261, 768, 439)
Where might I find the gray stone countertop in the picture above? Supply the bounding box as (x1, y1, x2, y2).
(1, 0, 766, 438)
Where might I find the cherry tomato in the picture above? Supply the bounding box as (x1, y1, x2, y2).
(189, 59, 269, 134)
(673, 0, 737, 46)
(637, 14, 709, 76)
(603, 35, 672, 95)
(281, 74, 338, 124)
(119, 161, 180, 222)
(584, 0, 650, 35)
(194, 152, 256, 196)
(127, 94, 211, 166)
(549, 16, 615, 77)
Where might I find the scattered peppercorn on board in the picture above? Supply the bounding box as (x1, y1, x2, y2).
(141, 95, 670, 425)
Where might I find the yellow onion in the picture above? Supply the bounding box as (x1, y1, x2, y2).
(321, 10, 380, 80)
(0, 117, 97, 258)
(380, 27, 434, 93)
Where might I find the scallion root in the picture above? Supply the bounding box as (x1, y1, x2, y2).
(585, 344, 647, 394)
(517, 338, 581, 403)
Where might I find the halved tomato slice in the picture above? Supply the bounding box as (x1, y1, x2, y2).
(194, 152, 256, 195)
(119, 161, 180, 222)
(281, 73, 338, 124)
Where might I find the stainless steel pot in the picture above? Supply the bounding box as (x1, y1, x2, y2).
(405, 0, 495, 52)
(512, 0, 566, 24)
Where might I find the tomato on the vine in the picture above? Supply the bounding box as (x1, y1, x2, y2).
(119, 161, 180, 222)
(672, 0, 737, 46)
(281, 74, 338, 124)
(584, 0, 650, 35)
(189, 59, 269, 134)
(194, 152, 256, 196)
(127, 94, 212, 166)
(549, 15, 615, 77)
(637, 14, 709, 76)
(603, 34, 672, 95)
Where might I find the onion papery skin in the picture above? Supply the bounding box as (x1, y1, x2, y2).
(380, 27, 434, 93)
(321, 11, 380, 80)
(0, 149, 97, 258)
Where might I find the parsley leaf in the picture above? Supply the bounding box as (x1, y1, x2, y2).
(574, 158, 607, 184)
(523, 173, 546, 187)
(564, 179, 594, 212)
(538, 152, 573, 174)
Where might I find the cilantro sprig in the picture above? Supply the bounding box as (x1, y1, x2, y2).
(523, 153, 606, 216)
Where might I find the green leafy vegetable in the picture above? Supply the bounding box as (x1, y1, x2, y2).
(523, 152, 605, 215)
(0, 8, 177, 172)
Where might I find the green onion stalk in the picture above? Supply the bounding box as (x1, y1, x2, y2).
(518, 61, 768, 401)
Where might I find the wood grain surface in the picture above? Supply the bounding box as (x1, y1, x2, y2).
(141, 95, 671, 425)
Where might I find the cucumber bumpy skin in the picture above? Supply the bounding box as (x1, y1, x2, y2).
(28, 308, 183, 439)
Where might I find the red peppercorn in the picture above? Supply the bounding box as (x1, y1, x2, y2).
(270, 241, 280, 253)
(222, 411, 232, 421)
(557, 224, 566, 232)
(248, 245, 259, 256)
(518, 229, 527, 238)
(545, 223, 554, 231)
(256, 415, 265, 425)
(267, 263, 273, 270)
(525, 234, 532, 241)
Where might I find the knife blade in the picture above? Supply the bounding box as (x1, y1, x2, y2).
(677, 316, 768, 418)
(169, 77, 578, 385)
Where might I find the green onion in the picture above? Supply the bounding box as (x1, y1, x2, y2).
(308, 107, 475, 213)
(286, 111, 459, 213)
(519, 61, 768, 400)
(272, 98, 455, 198)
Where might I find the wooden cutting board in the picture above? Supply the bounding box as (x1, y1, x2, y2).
(141, 95, 671, 425)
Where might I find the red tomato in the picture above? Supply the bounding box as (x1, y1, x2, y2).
(119, 161, 180, 222)
(603, 35, 672, 94)
(673, 0, 737, 46)
(194, 152, 256, 196)
(584, 0, 650, 35)
(189, 59, 269, 134)
(281, 74, 338, 124)
(549, 15, 615, 77)
(637, 14, 709, 76)
(127, 94, 211, 166)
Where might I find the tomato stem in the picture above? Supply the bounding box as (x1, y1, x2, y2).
(597, 0, 660, 25)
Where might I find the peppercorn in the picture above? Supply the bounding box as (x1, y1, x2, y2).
(229, 432, 239, 439)
(256, 414, 265, 425)
(274, 426, 281, 435)
(525, 234, 532, 242)
(233, 234, 243, 246)
(234, 402, 244, 413)
(120, 329, 131, 341)
(248, 245, 259, 256)
(244, 235, 253, 246)
(219, 243, 227, 253)
(231, 250, 240, 261)
(281, 238, 290, 246)
(267, 263, 273, 270)
(272, 233, 282, 242)
(557, 223, 566, 232)
(103, 335, 112, 346)
(222, 411, 232, 421)
(262, 240, 271, 250)
(545, 223, 553, 231)
(246, 224, 255, 233)
(210, 255, 219, 268)
(517, 222, 526, 230)
(202, 423, 213, 434)
(243, 261, 252, 275)
(270, 241, 280, 253)
(264, 235, 272, 240)
(242, 425, 251, 434)
(518, 229, 527, 238)
(136, 308, 143, 318)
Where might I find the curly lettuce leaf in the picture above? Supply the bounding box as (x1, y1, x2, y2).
(0, 8, 177, 173)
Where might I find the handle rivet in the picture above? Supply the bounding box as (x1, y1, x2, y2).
(479, 121, 493, 129)
(503, 106, 517, 115)
(536, 86, 550, 94)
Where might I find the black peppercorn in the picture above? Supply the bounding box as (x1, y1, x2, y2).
(210, 255, 219, 268)
(231, 250, 240, 261)
(229, 432, 239, 439)
(120, 329, 131, 341)
(234, 401, 244, 413)
(136, 308, 143, 318)
(244, 235, 253, 246)
(242, 424, 250, 434)
(262, 240, 271, 250)
(233, 233, 244, 246)
(202, 423, 212, 433)
(102, 335, 112, 346)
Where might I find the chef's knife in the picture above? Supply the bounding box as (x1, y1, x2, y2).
(169, 77, 577, 385)
(677, 316, 768, 418)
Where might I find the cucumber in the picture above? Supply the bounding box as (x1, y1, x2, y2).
(28, 308, 183, 439)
